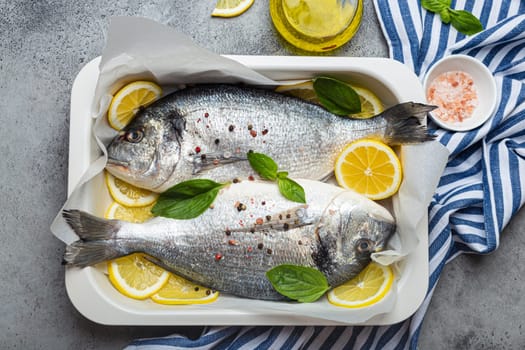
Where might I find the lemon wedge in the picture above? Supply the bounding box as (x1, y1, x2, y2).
(108, 253, 170, 300)
(275, 80, 383, 119)
(211, 0, 254, 17)
(334, 139, 402, 200)
(105, 171, 158, 207)
(151, 274, 219, 305)
(108, 81, 162, 130)
(327, 262, 394, 308)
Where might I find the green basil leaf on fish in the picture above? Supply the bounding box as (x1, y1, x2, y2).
(152, 179, 227, 219)
(247, 151, 306, 204)
(277, 177, 306, 204)
(313, 76, 361, 115)
(162, 178, 225, 198)
(247, 150, 278, 180)
(276, 171, 288, 179)
(266, 264, 330, 302)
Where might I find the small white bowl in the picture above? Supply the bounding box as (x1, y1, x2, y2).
(423, 54, 497, 132)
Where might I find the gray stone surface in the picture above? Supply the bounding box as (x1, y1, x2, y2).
(0, 0, 523, 349)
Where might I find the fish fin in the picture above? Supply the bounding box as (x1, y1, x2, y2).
(62, 210, 124, 267)
(63, 240, 124, 268)
(142, 255, 213, 291)
(381, 102, 437, 145)
(63, 209, 120, 241)
(230, 205, 313, 233)
(193, 152, 247, 175)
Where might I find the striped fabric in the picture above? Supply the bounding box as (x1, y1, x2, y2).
(126, 1, 525, 349)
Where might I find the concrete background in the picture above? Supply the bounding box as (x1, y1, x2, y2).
(1, 1, 523, 349)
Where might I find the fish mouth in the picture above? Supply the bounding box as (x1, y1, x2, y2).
(106, 158, 130, 173)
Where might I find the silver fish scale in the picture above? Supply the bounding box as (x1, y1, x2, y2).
(159, 85, 389, 189)
(111, 180, 394, 300)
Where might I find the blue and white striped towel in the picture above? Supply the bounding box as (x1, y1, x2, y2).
(126, 1, 525, 349)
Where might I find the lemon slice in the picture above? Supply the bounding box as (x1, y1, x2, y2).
(350, 86, 384, 119)
(151, 274, 220, 305)
(275, 81, 319, 103)
(105, 171, 159, 207)
(327, 262, 394, 308)
(108, 253, 170, 300)
(105, 201, 155, 223)
(334, 139, 402, 200)
(108, 81, 162, 130)
(275, 81, 383, 119)
(211, 0, 254, 17)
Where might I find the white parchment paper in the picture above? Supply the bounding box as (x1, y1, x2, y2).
(51, 17, 449, 324)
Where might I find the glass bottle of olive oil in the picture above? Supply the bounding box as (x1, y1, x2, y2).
(270, 0, 363, 52)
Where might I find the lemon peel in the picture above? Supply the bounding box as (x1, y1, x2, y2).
(211, 0, 254, 17)
(104, 201, 154, 223)
(108, 81, 162, 130)
(151, 274, 219, 305)
(327, 262, 394, 308)
(105, 171, 158, 207)
(108, 254, 170, 300)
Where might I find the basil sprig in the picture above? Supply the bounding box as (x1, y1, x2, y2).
(152, 179, 227, 219)
(421, 0, 482, 35)
(312, 77, 361, 116)
(266, 265, 330, 302)
(247, 151, 306, 204)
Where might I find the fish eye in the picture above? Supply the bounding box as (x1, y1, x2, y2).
(125, 129, 143, 143)
(356, 239, 374, 253)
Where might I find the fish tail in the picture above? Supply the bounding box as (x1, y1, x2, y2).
(62, 210, 124, 267)
(381, 102, 436, 145)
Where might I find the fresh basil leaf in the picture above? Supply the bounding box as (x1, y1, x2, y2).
(313, 77, 361, 115)
(439, 8, 451, 24)
(152, 179, 226, 219)
(246, 151, 307, 204)
(266, 265, 330, 303)
(276, 171, 288, 179)
(421, 0, 450, 13)
(153, 188, 222, 219)
(247, 151, 278, 180)
(277, 177, 306, 204)
(421, 0, 482, 36)
(161, 179, 225, 198)
(449, 9, 483, 35)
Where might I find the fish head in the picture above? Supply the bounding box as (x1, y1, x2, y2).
(106, 110, 185, 192)
(315, 191, 396, 281)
